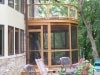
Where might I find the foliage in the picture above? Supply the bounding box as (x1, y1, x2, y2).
(37, 0, 100, 59)
(75, 60, 94, 75)
(78, 0, 100, 59)
(58, 68, 66, 75)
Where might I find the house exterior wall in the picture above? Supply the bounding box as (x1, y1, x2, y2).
(0, 3, 26, 75)
(0, 4, 25, 28)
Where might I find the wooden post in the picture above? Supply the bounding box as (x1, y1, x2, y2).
(69, 24, 72, 64)
(48, 23, 51, 67)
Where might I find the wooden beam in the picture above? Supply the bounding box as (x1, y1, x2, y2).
(48, 23, 51, 67)
(28, 29, 41, 32)
(69, 24, 72, 64)
(41, 25, 43, 58)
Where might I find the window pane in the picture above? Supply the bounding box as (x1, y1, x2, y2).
(15, 28, 19, 54)
(71, 26, 77, 49)
(15, 0, 19, 11)
(8, 26, 14, 55)
(20, 0, 25, 13)
(0, 25, 4, 56)
(20, 30, 24, 53)
(0, 0, 4, 4)
(8, 0, 14, 8)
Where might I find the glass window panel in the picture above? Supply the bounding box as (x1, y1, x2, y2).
(8, 0, 14, 8)
(15, 0, 19, 11)
(15, 28, 19, 54)
(71, 26, 77, 49)
(8, 26, 14, 55)
(0, 25, 4, 56)
(51, 51, 70, 65)
(20, 30, 24, 53)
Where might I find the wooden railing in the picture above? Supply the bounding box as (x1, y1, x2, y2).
(27, 3, 78, 20)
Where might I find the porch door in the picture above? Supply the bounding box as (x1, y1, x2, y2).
(29, 32, 41, 64)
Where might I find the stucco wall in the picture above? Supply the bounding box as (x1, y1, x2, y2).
(0, 4, 25, 29)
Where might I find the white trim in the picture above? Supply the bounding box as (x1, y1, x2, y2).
(0, 53, 25, 59)
(4, 25, 8, 57)
(14, 27, 15, 55)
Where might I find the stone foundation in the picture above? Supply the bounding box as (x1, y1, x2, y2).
(0, 54, 26, 75)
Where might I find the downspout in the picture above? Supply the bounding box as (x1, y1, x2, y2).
(24, 0, 29, 64)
